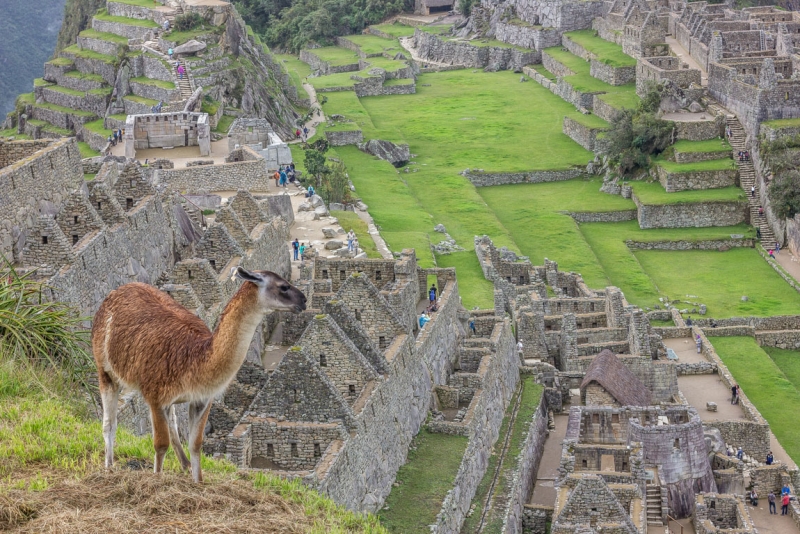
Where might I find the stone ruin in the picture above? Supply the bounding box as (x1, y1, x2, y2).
(227, 117, 292, 171)
(124, 111, 211, 158)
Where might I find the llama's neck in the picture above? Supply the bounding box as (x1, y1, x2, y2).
(205, 284, 264, 387)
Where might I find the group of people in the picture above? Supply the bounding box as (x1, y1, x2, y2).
(290, 238, 311, 262)
(768, 241, 782, 259)
(295, 127, 309, 141)
(731, 383, 740, 404)
(273, 164, 297, 188)
(737, 150, 751, 162)
(150, 101, 164, 113)
(346, 230, 359, 253)
(760, 483, 793, 515)
(418, 285, 438, 329)
(106, 128, 125, 147)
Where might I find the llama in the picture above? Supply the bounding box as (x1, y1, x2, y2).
(92, 267, 307, 482)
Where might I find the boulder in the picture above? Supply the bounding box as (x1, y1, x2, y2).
(298, 201, 313, 212)
(699, 304, 707, 315)
(688, 101, 703, 113)
(330, 202, 345, 211)
(358, 139, 410, 167)
(333, 247, 353, 257)
(309, 195, 324, 208)
(314, 205, 329, 217)
(325, 239, 344, 250)
(354, 252, 367, 259)
(321, 227, 337, 238)
(434, 224, 446, 233)
(174, 40, 207, 55)
(706, 402, 717, 412)
(337, 228, 346, 234)
(355, 201, 368, 212)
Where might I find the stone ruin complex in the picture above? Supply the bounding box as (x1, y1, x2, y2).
(124, 111, 211, 158)
(227, 118, 292, 171)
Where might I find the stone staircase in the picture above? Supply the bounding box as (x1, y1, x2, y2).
(646, 484, 663, 526)
(173, 58, 195, 100)
(726, 116, 776, 248)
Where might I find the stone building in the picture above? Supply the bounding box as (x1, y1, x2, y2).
(580, 349, 652, 406)
(124, 112, 211, 158)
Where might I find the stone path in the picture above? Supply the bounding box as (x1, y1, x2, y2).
(355, 208, 393, 259)
(772, 250, 800, 283)
(399, 36, 454, 68)
(665, 36, 708, 86)
(529, 412, 569, 506)
(289, 83, 326, 144)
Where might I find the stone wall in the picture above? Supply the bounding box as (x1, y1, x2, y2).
(590, 61, 636, 86)
(155, 149, 270, 192)
(567, 210, 638, 222)
(626, 238, 754, 250)
(672, 119, 725, 141)
(126, 112, 210, 156)
(0, 138, 84, 261)
(633, 194, 747, 229)
(563, 117, 606, 152)
(464, 169, 583, 187)
(325, 129, 364, 146)
(656, 165, 738, 192)
(413, 29, 540, 71)
(636, 56, 702, 97)
(92, 18, 155, 41)
(299, 50, 360, 75)
(591, 94, 622, 122)
(494, 22, 562, 50)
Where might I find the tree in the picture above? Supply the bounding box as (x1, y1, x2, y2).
(769, 170, 800, 219)
(319, 162, 351, 205)
(304, 149, 328, 188)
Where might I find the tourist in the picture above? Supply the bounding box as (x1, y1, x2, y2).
(769, 249, 775, 259)
(107, 134, 114, 146)
(750, 489, 758, 506)
(429, 284, 437, 304)
(298, 242, 306, 262)
(745, 151, 750, 162)
(353, 237, 359, 253)
(273, 169, 280, 188)
(769, 491, 777, 514)
(759, 206, 764, 218)
(168, 48, 174, 60)
(156, 101, 163, 112)
(163, 20, 170, 32)
(767, 451, 774, 465)
(295, 128, 301, 138)
(177, 64, 185, 80)
(751, 185, 755, 197)
(419, 312, 430, 329)
(685, 316, 693, 327)
(782, 492, 790, 515)
(305, 186, 315, 198)
(292, 238, 299, 261)
(279, 167, 287, 187)
(783, 483, 791, 496)
(695, 334, 702, 353)
(303, 126, 309, 140)
(290, 162, 296, 173)
(738, 151, 743, 161)
(469, 319, 476, 335)
(776, 241, 781, 254)
(737, 447, 744, 460)
(757, 227, 762, 240)
(731, 384, 739, 404)
(347, 230, 355, 251)
(117, 128, 122, 141)
(517, 340, 523, 358)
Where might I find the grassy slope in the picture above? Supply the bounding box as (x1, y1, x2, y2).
(655, 157, 735, 174)
(333, 210, 382, 259)
(369, 24, 415, 38)
(340, 34, 401, 55)
(274, 53, 312, 93)
(306, 46, 360, 66)
(710, 337, 800, 464)
(630, 181, 744, 204)
(672, 139, 732, 153)
(563, 30, 637, 67)
(378, 429, 468, 533)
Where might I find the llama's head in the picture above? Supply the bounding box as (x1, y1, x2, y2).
(233, 267, 307, 313)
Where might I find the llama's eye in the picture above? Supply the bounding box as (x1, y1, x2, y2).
(280, 285, 290, 292)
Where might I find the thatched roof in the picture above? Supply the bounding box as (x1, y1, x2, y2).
(580, 349, 651, 407)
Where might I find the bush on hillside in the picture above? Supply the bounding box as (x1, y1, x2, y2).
(604, 83, 673, 175)
(174, 12, 205, 32)
(458, 0, 477, 16)
(769, 170, 800, 219)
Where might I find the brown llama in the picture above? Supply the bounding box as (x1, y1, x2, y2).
(92, 267, 307, 482)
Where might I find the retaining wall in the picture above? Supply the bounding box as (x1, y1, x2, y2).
(633, 194, 747, 229)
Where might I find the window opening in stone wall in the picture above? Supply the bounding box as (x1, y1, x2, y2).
(506, 276, 511, 283)
(612, 414, 620, 423)
(130, 180, 135, 188)
(314, 443, 321, 457)
(710, 501, 715, 509)
(294, 389, 300, 403)
(519, 276, 525, 285)
(592, 322, 598, 328)
(319, 353, 327, 367)
(291, 443, 298, 457)
(72, 235, 78, 245)
(582, 459, 588, 467)
(349, 384, 356, 396)
(376, 270, 381, 280)
(592, 413, 600, 424)
(622, 460, 628, 470)
(674, 438, 680, 449)
(354, 309, 361, 321)
(188, 270, 193, 279)
(787, 92, 790, 100)
(340, 270, 346, 280)
(42, 236, 48, 245)
(73, 215, 79, 224)
(266, 443, 274, 457)
(209, 259, 216, 270)
(590, 302, 595, 312)
(379, 336, 386, 349)
(97, 202, 102, 210)
(126, 198, 133, 210)
(322, 269, 328, 279)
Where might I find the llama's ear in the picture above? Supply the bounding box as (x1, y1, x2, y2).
(233, 266, 265, 285)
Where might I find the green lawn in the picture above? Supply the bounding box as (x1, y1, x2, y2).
(479, 179, 635, 289)
(762, 117, 800, 128)
(710, 337, 800, 463)
(167, 26, 223, 46)
(275, 54, 312, 93)
(65, 70, 106, 83)
(340, 34, 401, 55)
(83, 118, 112, 137)
(35, 102, 96, 118)
(362, 55, 408, 73)
(213, 114, 235, 134)
(305, 46, 359, 67)
(77, 142, 100, 158)
(308, 72, 360, 90)
(62, 45, 117, 64)
(563, 30, 637, 67)
(79, 28, 129, 45)
(332, 210, 382, 259)
(384, 78, 414, 86)
(655, 156, 735, 174)
(672, 139, 732, 154)
(124, 94, 160, 106)
(130, 76, 176, 90)
(370, 23, 416, 38)
(630, 181, 745, 205)
(435, 252, 495, 309)
(378, 429, 468, 533)
(543, 48, 638, 102)
(47, 57, 74, 67)
(597, 90, 640, 110)
(635, 249, 800, 317)
(531, 64, 556, 81)
(764, 347, 800, 394)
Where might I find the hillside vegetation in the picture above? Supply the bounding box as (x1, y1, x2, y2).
(0, 0, 66, 118)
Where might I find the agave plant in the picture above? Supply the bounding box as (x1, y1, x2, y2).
(0, 258, 93, 389)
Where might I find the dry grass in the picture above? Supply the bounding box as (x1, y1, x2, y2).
(1, 470, 315, 533)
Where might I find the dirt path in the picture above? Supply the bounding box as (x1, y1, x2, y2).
(289, 83, 326, 144)
(772, 249, 800, 285)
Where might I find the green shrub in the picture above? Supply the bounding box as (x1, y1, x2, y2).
(458, 0, 477, 16)
(173, 12, 205, 32)
(769, 170, 800, 219)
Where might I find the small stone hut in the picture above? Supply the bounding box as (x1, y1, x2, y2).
(580, 349, 651, 406)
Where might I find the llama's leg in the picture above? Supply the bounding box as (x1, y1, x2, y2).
(187, 399, 212, 483)
(149, 404, 170, 474)
(99, 372, 120, 468)
(167, 405, 191, 471)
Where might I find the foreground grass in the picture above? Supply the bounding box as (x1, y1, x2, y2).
(379, 429, 468, 533)
(710, 337, 800, 464)
(0, 358, 384, 532)
(635, 248, 800, 317)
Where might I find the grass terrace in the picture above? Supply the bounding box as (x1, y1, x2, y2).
(83, 118, 113, 137)
(42, 124, 74, 136)
(416, 25, 453, 35)
(46, 57, 74, 67)
(363, 55, 409, 73)
(630, 181, 744, 205)
(655, 156, 735, 174)
(130, 76, 176, 90)
(308, 72, 360, 90)
(761, 117, 800, 128)
(275, 54, 312, 93)
(167, 25, 224, 46)
(671, 139, 732, 154)
(77, 141, 100, 158)
(94, 8, 159, 28)
(384, 78, 415, 86)
(213, 114, 235, 134)
(305, 46, 359, 67)
(332, 210, 382, 259)
(62, 45, 118, 64)
(378, 429, 468, 533)
(65, 70, 106, 83)
(124, 94, 160, 107)
(370, 23, 416, 38)
(596, 90, 640, 110)
(34, 78, 52, 88)
(711, 337, 800, 463)
(110, 0, 163, 6)
(79, 28, 129, 45)
(563, 30, 637, 67)
(531, 64, 557, 81)
(35, 101, 96, 118)
(341, 34, 401, 56)
(570, 112, 610, 129)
